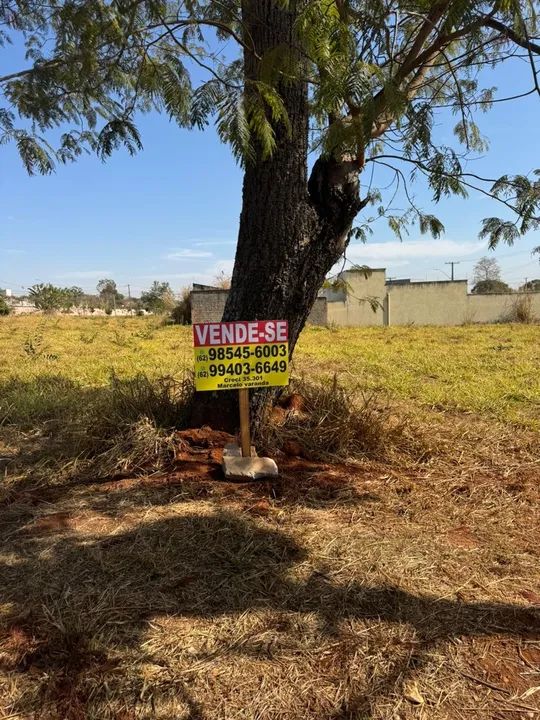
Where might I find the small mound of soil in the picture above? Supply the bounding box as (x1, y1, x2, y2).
(175, 427, 234, 449)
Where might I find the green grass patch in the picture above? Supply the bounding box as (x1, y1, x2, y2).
(1, 315, 539, 428)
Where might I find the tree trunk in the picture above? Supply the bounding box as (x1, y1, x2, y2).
(224, 1, 363, 352)
(191, 0, 364, 431)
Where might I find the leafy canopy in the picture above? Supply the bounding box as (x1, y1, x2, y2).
(141, 280, 176, 313)
(97, 279, 124, 310)
(0, 296, 10, 316)
(27, 283, 81, 311)
(521, 278, 540, 291)
(1, 0, 540, 250)
(471, 278, 512, 294)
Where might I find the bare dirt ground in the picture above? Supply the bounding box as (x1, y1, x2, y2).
(1, 411, 539, 720)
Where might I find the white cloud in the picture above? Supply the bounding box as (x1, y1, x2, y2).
(193, 239, 236, 247)
(3, 248, 27, 255)
(374, 260, 410, 268)
(136, 273, 202, 280)
(165, 249, 213, 259)
(133, 259, 235, 290)
(57, 270, 112, 279)
(211, 259, 234, 276)
(346, 239, 485, 262)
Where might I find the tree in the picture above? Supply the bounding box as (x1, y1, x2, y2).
(213, 271, 231, 290)
(521, 279, 540, 291)
(67, 286, 85, 307)
(171, 287, 192, 325)
(97, 279, 123, 312)
(472, 278, 512, 294)
(0, 295, 10, 316)
(473, 256, 502, 285)
(28, 283, 71, 312)
(3, 1, 540, 420)
(141, 281, 176, 314)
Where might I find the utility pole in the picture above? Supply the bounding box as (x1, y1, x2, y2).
(445, 261, 460, 281)
(127, 284, 132, 315)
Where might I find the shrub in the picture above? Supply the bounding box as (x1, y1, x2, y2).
(171, 301, 191, 325)
(0, 296, 10, 315)
(27, 283, 79, 312)
(471, 279, 512, 294)
(169, 286, 191, 325)
(506, 295, 537, 324)
(141, 281, 176, 314)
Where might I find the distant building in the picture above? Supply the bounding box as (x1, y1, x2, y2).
(385, 278, 411, 286)
(191, 268, 540, 327)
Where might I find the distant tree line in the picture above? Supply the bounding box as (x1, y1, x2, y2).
(471, 257, 538, 295)
(0, 271, 235, 320)
(3, 264, 537, 322)
(6, 279, 193, 322)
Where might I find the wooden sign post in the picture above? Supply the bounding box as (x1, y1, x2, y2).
(238, 388, 251, 458)
(193, 320, 289, 460)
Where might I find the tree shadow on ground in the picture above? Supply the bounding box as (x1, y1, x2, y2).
(1, 373, 377, 511)
(0, 372, 191, 463)
(1, 504, 539, 719)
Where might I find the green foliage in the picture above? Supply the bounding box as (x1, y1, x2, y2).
(0, 295, 10, 316)
(28, 283, 73, 312)
(97, 279, 123, 311)
(67, 287, 85, 307)
(2, 0, 540, 249)
(472, 279, 513, 295)
(418, 214, 445, 239)
(323, 267, 380, 313)
(520, 279, 540, 292)
(170, 302, 191, 325)
(170, 287, 192, 325)
(141, 281, 176, 314)
(98, 119, 143, 160)
(323, 265, 372, 295)
(453, 120, 489, 153)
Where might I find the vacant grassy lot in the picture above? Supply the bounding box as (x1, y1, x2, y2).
(1, 315, 539, 426)
(1, 316, 539, 720)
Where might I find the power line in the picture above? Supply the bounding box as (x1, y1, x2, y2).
(459, 248, 539, 264)
(445, 261, 460, 280)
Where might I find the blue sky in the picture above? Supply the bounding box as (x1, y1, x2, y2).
(1, 52, 539, 296)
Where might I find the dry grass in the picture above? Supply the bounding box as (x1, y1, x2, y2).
(0, 422, 539, 719)
(1, 316, 540, 719)
(0, 372, 193, 488)
(505, 294, 538, 324)
(258, 377, 415, 462)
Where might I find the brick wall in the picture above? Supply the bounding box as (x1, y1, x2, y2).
(307, 297, 328, 325)
(191, 290, 229, 324)
(191, 290, 328, 326)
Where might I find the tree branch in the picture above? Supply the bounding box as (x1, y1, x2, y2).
(483, 18, 540, 55)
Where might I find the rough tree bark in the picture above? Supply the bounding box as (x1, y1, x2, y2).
(224, 1, 363, 351)
(192, 0, 365, 430)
